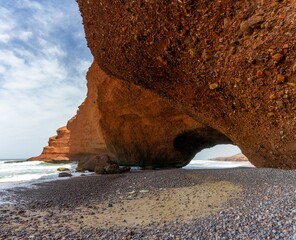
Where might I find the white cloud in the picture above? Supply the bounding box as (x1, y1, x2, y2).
(0, 0, 91, 158)
(17, 0, 43, 10)
(0, 7, 15, 43)
(0, 33, 10, 43)
(18, 31, 33, 41)
(0, 48, 68, 90)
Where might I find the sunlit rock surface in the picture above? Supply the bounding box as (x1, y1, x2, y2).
(29, 126, 70, 161)
(77, 0, 296, 168)
(32, 62, 231, 168)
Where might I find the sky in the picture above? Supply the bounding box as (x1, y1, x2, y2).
(0, 0, 92, 158)
(195, 144, 241, 160)
(0, 0, 241, 159)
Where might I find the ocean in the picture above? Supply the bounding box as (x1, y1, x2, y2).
(0, 159, 78, 191)
(184, 159, 254, 169)
(0, 158, 253, 192)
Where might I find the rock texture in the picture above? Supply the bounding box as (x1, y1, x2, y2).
(77, 0, 296, 168)
(30, 126, 70, 161)
(66, 65, 108, 159)
(30, 64, 109, 164)
(90, 62, 231, 167)
(32, 62, 231, 169)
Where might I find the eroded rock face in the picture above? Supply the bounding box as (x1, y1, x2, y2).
(77, 0, 296, 168)
(30, 63, 110, 164)
(30, 126, 70, 161)
(32, 61, 231, 168)
(66, 66, 108, 159)
(87, 62, 231, 167)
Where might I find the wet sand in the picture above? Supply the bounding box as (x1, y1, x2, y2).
(0, 168, 295, 239)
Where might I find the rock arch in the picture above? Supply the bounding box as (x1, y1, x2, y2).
(76, 0, 296, 168)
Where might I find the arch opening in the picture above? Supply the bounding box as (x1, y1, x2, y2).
(173, 128, 233, 167)
(195, 144, 242, 160)
(184, 144, 254, 169)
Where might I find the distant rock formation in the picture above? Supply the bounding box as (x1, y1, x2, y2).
(210, 153, 248, 162)
(77, 0, 296, 168)
(29, 126, 70, 161)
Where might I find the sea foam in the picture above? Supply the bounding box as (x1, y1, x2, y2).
(0, 159, 77, 190)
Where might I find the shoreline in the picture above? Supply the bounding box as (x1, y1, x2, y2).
(0, 159, 252, 193)
(0, 168, 295, 239)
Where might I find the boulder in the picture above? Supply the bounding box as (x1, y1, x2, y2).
(77, 154, 112, 172)
(58, 172, 72, 178)
(57, 167, 70, 172)
(77, 154, 130, 174)
(77, 0, 296, 168)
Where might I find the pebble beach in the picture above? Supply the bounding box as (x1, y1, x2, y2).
(0, 168, 295, 239)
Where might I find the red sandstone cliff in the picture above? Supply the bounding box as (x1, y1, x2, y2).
(32, 62, 230, 169)
(77, 0, 296, 168)
(30, 126, 70, 161)
(82, 62, 230, 167)
(66, 65, 108, 159)
(32, 0, 296, 169)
